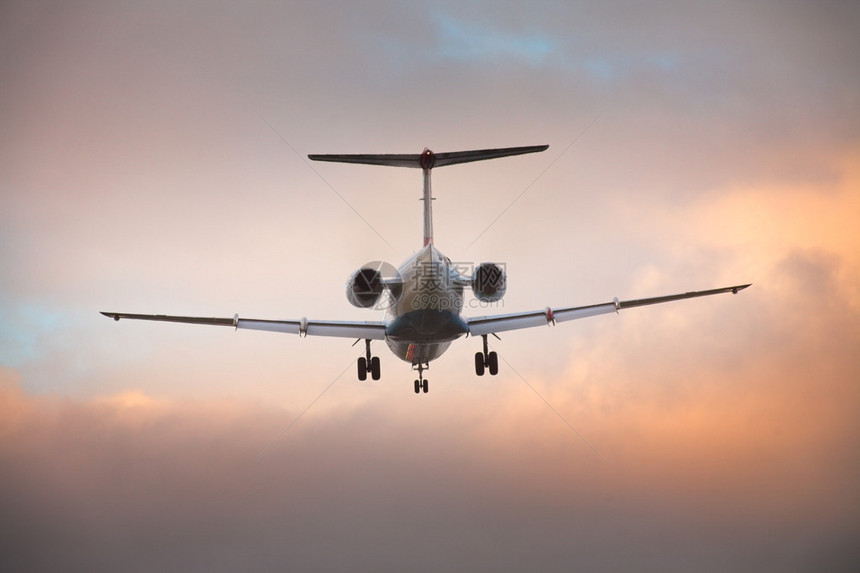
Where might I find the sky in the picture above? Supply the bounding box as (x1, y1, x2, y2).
(1, 1, 859, 571)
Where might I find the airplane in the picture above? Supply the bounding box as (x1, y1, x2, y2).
(102, 145, 750, 394)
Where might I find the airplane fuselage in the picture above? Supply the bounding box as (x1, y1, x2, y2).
(384, 244, 469, 365)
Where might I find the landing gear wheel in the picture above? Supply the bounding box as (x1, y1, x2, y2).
(487, 351, 499, 376)
(370, 356, 381, 380)
(422, 380, 429, 393)
(414, 379, 421, 394)
(474, 352, 485, 376)
(357, 357, 368, 381)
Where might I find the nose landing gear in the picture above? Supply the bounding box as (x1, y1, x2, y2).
(474, 334, 499, 376)
(413, 362, 429, 394)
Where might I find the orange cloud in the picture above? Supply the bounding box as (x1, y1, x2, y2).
(2, 299, 858, 573)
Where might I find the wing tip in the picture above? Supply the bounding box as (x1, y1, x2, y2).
(100, 311, 120, 321)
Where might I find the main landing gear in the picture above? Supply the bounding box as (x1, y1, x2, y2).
(413, 363, 429, 394)
(357, 339, 381, 381)
(475, 334, 499, 376)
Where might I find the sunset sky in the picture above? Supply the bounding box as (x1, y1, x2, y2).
(2, 1, 859, 571)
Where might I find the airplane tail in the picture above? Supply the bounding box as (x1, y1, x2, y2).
(308, 145, 548, 169)
(309, 145, 549, 246)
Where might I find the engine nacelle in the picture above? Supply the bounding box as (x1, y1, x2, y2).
(346, 267, 384, 308)
(472, 262, 506, 302)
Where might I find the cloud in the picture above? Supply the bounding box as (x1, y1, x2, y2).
(0, 302, 67, 366)
(3, 283, 859, 573)
(2, 2, 860, 570)
(432, 14, 556, 66)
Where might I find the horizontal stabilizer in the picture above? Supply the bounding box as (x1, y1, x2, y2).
(308, 145, 548, 169)
(434, 145, 549, 167)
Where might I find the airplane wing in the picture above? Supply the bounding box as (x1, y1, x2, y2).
(100, 312, 388, 340)
(466, 284, 751, 336)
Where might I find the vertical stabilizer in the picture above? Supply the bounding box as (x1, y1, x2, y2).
(420, 149, 434, 246)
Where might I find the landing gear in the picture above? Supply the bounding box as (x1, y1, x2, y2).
(413, 363, 429, 394)
(474, 351, 498, 375)
(474, 334, 499, 376)
(357, 339, 381, 381)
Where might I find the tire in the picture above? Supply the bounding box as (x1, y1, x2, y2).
(414, 379, 420, 394)
(474, 352, 485, 376)
(487, 351, 499, 376)
(357, 357, 368, 381)
(370, 356, 381, 380)
(422, 380, 429, 393)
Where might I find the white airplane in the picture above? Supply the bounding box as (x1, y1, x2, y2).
(103, 145, 750, 394)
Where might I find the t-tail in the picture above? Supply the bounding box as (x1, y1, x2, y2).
(309, 145, 549, 247)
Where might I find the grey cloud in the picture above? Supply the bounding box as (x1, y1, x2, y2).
(3, 341, 859, 573)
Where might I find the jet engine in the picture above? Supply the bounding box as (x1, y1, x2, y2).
(471, 262, 506, 302)
(346, 267, 385, 308)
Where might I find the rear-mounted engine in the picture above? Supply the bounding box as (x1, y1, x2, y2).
(472, 262, 506, 302)
(346, 267, 384, 308)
